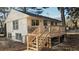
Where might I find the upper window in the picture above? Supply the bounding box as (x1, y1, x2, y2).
(51, 21, 54, 25)
(55, 22, 57, 26)
(13, 20, 18, 30)
(43, 20, 48, 26)
(32, 19, 39, 26)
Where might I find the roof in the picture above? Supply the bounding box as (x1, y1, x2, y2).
(26, 12, 62, 22)
(5, 9, 62, 23)
(15, 9, 62, 22)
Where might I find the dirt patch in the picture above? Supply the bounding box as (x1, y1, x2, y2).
(0, 41, 27, 51)
(0, 37, 27, 51)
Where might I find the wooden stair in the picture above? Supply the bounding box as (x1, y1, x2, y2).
(27, 26, 50, 51)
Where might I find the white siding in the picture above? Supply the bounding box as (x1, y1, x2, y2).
(6, 9, 28, 43)
(6, 18, 28, 43)
(6, 9, 29, 23)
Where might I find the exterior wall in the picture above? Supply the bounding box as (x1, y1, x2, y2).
(6, 9, 28, 23)
(26, 16, 55, 34)
(27, 16, 44, 33)
(5, 9, 29, 43)
(6, 18, 28, 43)
(27, 16, 51, 27)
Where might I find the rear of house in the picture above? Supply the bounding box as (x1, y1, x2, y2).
(5, 9, 63, 44)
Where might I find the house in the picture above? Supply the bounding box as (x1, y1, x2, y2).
(5, 9, 64, 50)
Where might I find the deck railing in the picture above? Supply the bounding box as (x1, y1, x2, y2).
(28, 26, 65, 36)
(28, 26, 38, 33)
(50, 26, 65, 37)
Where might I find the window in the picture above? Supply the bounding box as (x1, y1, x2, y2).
(8, 33, 12, 38)
(55, 22, 57, 26)
(51, 22, 54, 25)
(43, 20, 48, 26)
(16, 33, 22, 40)
(13, 20, 18, 30)
(32, 19, 39, 26)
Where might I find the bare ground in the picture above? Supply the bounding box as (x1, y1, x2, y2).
(0, 37, 27, 51)
(0, 34, 79, 51)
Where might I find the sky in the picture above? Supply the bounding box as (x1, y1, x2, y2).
(41, 7, 61, 20)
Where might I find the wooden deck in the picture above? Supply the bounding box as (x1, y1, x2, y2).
(26, 26, 65, 51)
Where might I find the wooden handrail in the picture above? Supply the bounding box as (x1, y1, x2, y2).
(51, 26, 65, 33)
(27, 26, 44, 43)
(31, 27, 39, 34)
(37, 28, 48, 38)
(38, 30, 50, 49)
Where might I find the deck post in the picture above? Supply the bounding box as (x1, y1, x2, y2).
(47, 37, 49, 48)
(39, 20, 43, 33)
(48, 37, 52, 48)
(48, 21, 51, 32)
(36, 36, 39, 51)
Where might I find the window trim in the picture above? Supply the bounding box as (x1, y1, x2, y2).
(16, 33, 22, 40)
(13, 20, 19, 30)
(51, 21, 54, 26)
(8, 33, 12, 39)
(43, 20, 48, 26)
(31, 19, 39, 26)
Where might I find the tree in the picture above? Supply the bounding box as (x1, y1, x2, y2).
(0, 7, 10, 19)
(57, 7, 65, 26)
(0, 7, 10, 33)
(65, 7, 79, 29)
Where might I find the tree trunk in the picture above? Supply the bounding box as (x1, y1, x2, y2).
(74, 21, 77, 29)
(0, 21, 3, 33)
(60, 7, 65, 26)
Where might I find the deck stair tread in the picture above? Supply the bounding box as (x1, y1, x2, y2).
(28, 47, 37, 50)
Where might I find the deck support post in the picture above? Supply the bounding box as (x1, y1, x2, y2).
(48, 21, 51, 32)
(36, 36, 39, 51)
(48, 37, 52, 48)
(47, 37, 50, 48)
